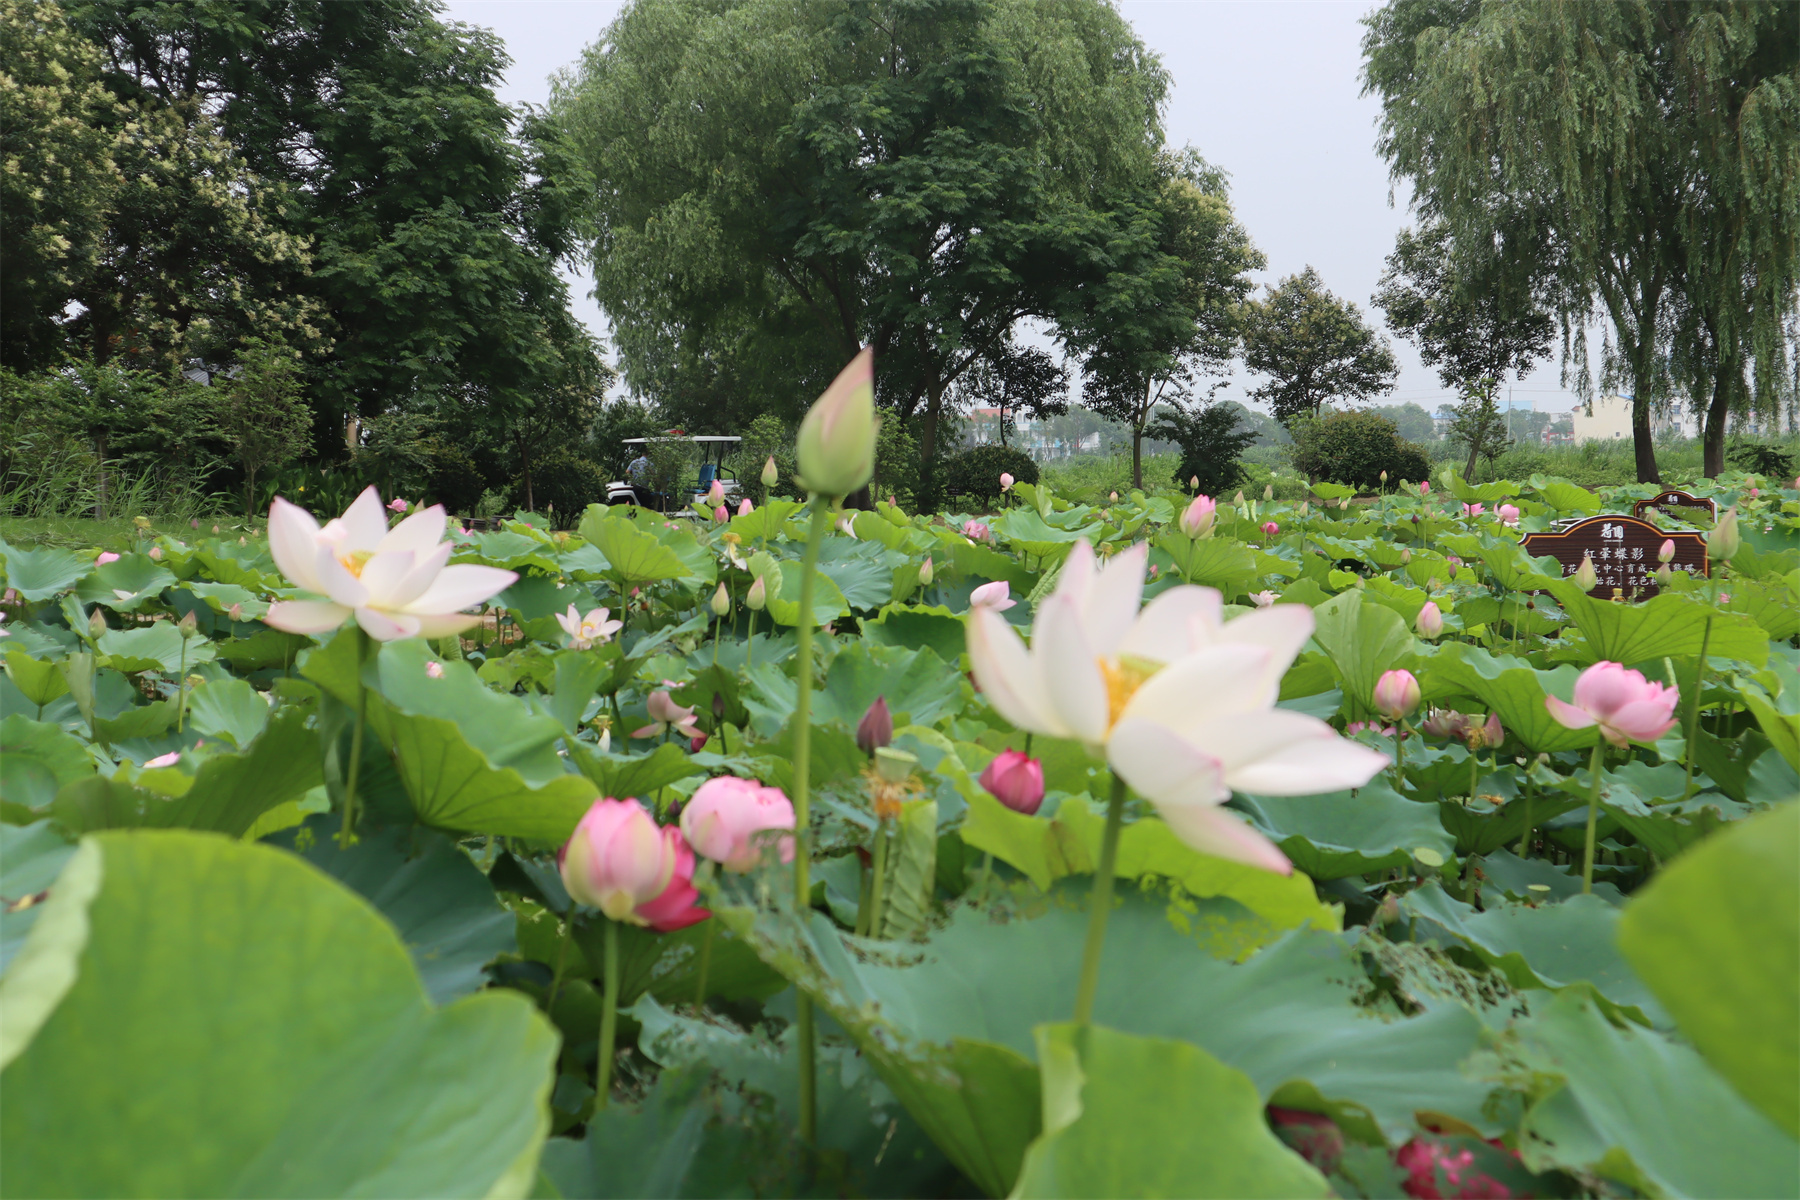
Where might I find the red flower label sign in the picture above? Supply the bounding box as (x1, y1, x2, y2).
(1520, 514, 1709, 599)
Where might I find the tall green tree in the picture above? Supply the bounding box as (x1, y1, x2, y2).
(1073, 152, 1264, 488)
(554, 0, 1169, 471)
(0, 0, 120, 372)
(1362, 0, 1800, 483)
(67, 0, 602, 451)
(1240, 267, 1398, 428)
(949, 337, 1069, 449)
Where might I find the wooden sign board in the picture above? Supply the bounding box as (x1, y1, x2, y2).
(1520, 515, 1708, 600)
(1633, 489, 1718, 524)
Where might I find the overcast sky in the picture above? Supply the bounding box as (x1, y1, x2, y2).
(443, 0, 1585, 417)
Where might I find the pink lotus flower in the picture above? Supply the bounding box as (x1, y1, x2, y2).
(144, 751, 181, 768)
(265, 487, 516, 640)
(961, 519, 991, 543)
(425, 661, 445, 679)
(970, 580, 1015, 612)
(1261, 521, 1279, 539)
(556, 603, 622, 651)
(680, 775, 796, 871)
(1747, 486, 1760, 498)
(979, 749, 1045, 815)
(95, 551, 120, 565)
(1415, 602, 1444, 639)
(633, 690, 703, 739)
(559, 799, 707, 929)
(635, 829, 710, 931)
(1249, 590, 1278, 608)
(1179, 495, 1217, 538)
(387, 498, 408, 513)
(1546, 661, 1680, 747)
(1000, 472, 1015, 492)
(1467, 711, 1504, 750)
(1461, 503, 1484, 518)
(1373, 669, 1421, 721)
(1497, 504, 1520, 526)
(737, 498, 753, 517)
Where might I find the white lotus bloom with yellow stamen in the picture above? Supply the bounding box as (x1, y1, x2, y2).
(966, 540, 1386, 871)
(265, 486, 516, 641)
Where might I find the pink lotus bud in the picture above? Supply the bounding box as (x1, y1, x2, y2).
(1109, 491, 1119, 502)
(918, 556, 933, 586)
(1498, 504, 1520, 526)
(1658, 539, 1676, 564)
(558, 799, 679, 923)
(1446, 555, 1463, 572)
(1000, 472, 1015, 492)
(1415, 601, 1444, 639)
(190, 518, 200, 529)
(706, 480, 725, 505)
(1179, 494, 1216, 538)
(713, 505, 728, 523)
(226, 603, 243, 623)
(745, 575, 767, 611)
(796, 348, 876, 496)
(387, 498, 408, 513)
(680, 776, 796, 872)
(970, 581, 1014, 612)
(177, 611, 198, 638)
(1190, 475, 1200, 490)
(634, 827, 709, 931)
(1747, 487, 1760, 498)
(1546, 661, 1680, 747)
(1419, 481, 1431, 495)
(737, 498, 753, 517)
(979, 749, 1045, 815)
(96, 551, 120, 565)
(856, 696, 894, 754)
(1707, 507, 1740, 562)
(148, 546, 164, 561)
(1400, 548, 1412, 564)
(1574, 553, 1598, 591)
(425, 661, 445, 679)
(689, 733, 708, 753)
(1261, 521, 1280, 538)
(1373, 669, 1421, 721)
(1147, 564, 1159, 579)
(144, 751, 181, 768)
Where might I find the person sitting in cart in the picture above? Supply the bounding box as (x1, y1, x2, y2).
(627, 451, 652, 483)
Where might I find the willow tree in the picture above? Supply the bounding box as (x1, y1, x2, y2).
(553, 0, 1169, 474)
(1362, 0, 1800, 483)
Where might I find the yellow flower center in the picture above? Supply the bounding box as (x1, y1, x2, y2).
(336, 548, 375, 577)
(1099, 654, 1161, 732)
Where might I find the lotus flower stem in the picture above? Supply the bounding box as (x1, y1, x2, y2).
(745, 608, 758, 672)
(339, 628, 369, 849)
(175, 633, 189, 733)
(1073, 772, 1128, 1027)
(1391, 721, 1406, 787)
(978, 852, 995, 904)
(1580, 742, 1605, 894)
(597, 917, 620, 1108)
(867, 819, 891, 938)
(790, 495, 831, 1144)
(1516, 779, 1533, 858)
(547, 911, 575, 1014)
(693, 919, 714, 1006)
(1681, 617, 1712, 801)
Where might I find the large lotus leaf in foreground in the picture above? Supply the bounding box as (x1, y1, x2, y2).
(0, 830, 557, 1198)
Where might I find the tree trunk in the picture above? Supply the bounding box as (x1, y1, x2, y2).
(1131, 425, 1143, 491)
(1629, 393, 1660, 485)
(519, 435, 535, 514)
(919, 383, 944, 499)
(1463, 440, 1480, 484)
(1702, 356, 1734, 479)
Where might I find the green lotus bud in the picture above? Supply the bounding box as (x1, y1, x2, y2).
(795, 348, 876, 497)
(178, 610, 199, 638)
(89, 608, 107, 640)
(918, 556, 933, 586)
(761, 456, 779, 488)
(1574, 553, 1598, 592)
(1707, 506, 1739, 562)
(710, 582, 730, 616)
(746, 575, 767, 611)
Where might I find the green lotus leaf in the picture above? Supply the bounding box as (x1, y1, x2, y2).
(1234, 778, 1455, 880)
(1423, 644, 1597, 754)
(96, 622, 218, 674)
(184, 677, 271, 748)
(3, 648, 70, 709)
(0, 542, 90, 601)
(0, 830, 557, 1197)
(577, 508, 692, 587)
(0, 716, 94, 810)
(75, 554, 176, 611)
(1309, 590, 1418, 720)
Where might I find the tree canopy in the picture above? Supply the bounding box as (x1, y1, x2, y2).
(553, 0, 1173, 475)
(1362, 0, 1800, 482)
(1240, 267, 1397, 427)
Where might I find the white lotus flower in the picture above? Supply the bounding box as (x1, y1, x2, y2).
(557, 603, 623, 650)
(265, 486, 516, 641)
(967, 540, 1386, 872)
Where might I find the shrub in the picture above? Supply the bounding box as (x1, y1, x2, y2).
(1145, 401, 1258, 495)
(731, 413, 800, 501)
(1728, 440, 1797, 479)
(872, 416, 919, 509)
(422, 443, 488, 517)
(525, 451, 606, 525)
(943, 444, 1039, 505)
(1290, 410, 1431, 491)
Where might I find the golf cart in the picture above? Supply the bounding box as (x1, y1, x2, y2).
(606, 435, 742, 511)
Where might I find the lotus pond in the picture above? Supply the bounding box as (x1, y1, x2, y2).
(1, 463, 1795, 1199)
